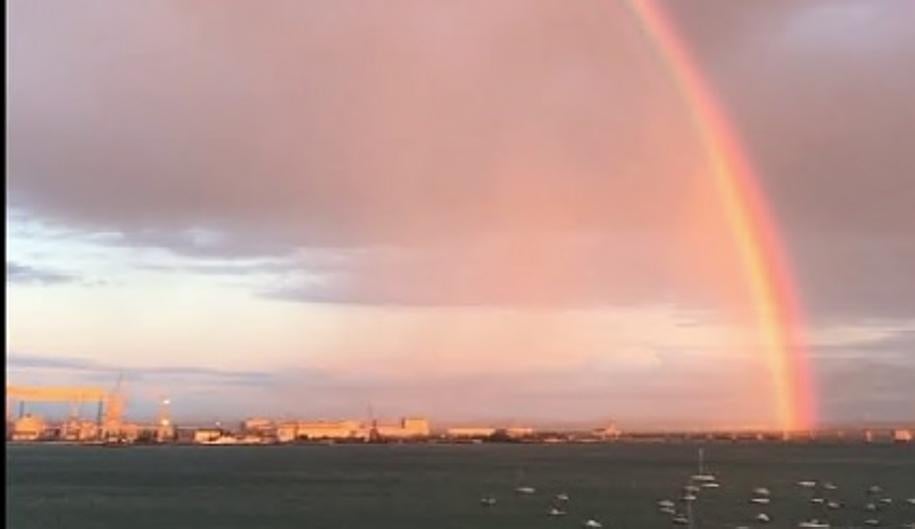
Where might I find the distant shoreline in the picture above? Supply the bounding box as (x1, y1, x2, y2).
(7, 438, 915, 448)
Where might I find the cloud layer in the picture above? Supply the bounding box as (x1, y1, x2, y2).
(7, 262, 75, 285)
(7, 0, 915, 424)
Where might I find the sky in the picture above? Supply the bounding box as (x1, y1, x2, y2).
(6, 0, 915, 428)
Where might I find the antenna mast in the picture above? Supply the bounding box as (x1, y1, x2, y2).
(367, 402, 380, 442)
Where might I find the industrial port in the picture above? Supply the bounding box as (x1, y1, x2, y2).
(6, 384, 913, 446)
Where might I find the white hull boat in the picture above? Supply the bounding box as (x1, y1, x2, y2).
(798, 520, 830, 529)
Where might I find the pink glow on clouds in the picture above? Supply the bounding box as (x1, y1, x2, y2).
(7, 0, 915, 425)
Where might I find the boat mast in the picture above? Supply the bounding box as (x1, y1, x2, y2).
(698, 447, 704, 474)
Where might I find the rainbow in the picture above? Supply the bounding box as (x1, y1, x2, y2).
(626, 0, 815, 431)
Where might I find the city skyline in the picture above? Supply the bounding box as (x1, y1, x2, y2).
(7, 0, 915, 427)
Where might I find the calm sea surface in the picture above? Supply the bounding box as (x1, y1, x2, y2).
(6, 443, 915, 529)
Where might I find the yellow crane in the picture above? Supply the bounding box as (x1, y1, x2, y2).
(6, 385, 109, 403)
(6, 382, 125, 440)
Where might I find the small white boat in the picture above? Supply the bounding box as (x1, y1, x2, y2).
(658, 499, 676, 508)
(691, 448, 717, 483)
(798, 520, 830, 529)
(798, 481, 818, 488)
(548, 507, 567, 517)
(827, 501, 842, 509)
(869, 486, 884, 494)
(514, 468, 535, 495)
(659, 506, 676, 515)
(681, 494, 697, 502)
(583, 519, 603, 528)
(753, 487, 772, 496)
(810, 497, 826, 504)
(864, 519, 880, 526)
(879, 498, 893, 505)
(906, 497, 915, 505)
(556, 493, 570, 502)
(672, 514, 690, 525)
(866, 502, 878, 512)
(684, 485, 700, 493)
(756, 513, 771, 523)
(701, 482, 720, 489)
(823, 482, 838, 491)
(751, 498, 772, 505)
(480, 496, 496, 506)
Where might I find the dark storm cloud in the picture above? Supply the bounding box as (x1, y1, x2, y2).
(6, 354, 96, 370)
(812, 327, 915, 360)
(665, 0, 915, 321)
(6, 262, 76, 285)
(139, 257, 310, 277)
(793, 234, 915, 321)
(815, 359, 915, 423)
(111, 228, 296, 260)
(809, 324, 915, 422)
(7, 353, 275, 386)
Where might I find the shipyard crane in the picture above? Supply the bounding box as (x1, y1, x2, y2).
(6, 375, 127, 440)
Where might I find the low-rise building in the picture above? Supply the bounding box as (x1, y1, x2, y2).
(242, 418, 274, 434)
(505, 427, 535, 438)
(122, 423, 142, 443)
(12, 414, 46, 441)
(446, 427, 496, 439)
(276, 422, 297, 443)
(893, 429, 912, 443)
(193, 428, 224, 444)
(293, 420, 365, 441)
(402, 418, 431, 437)
(156, 421, 175, 442)
(61, 420, 100, 441)
(175, 427, 197, 443)
(377, 418, 431, 439)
